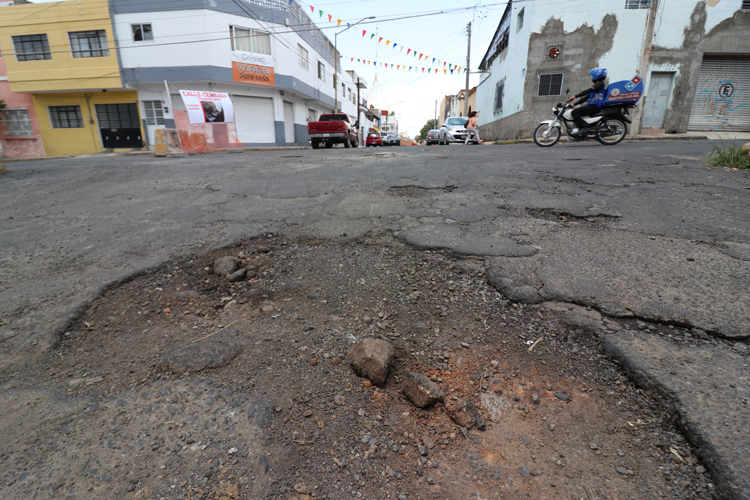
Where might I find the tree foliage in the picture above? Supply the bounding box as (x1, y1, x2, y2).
(419, 119, 437, 141)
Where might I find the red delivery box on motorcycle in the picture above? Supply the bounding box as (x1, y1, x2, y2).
(603, 76, 644, 106)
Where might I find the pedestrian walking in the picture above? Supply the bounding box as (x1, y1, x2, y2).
(464, 111, 483, 145)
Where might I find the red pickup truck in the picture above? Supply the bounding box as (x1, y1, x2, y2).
(307, 113, 359, 149)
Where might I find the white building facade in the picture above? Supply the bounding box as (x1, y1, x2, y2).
(476, 0, 750, 141)
(111, 0, 359, 148)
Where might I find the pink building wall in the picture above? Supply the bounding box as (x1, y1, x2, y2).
(0, 55, 45, 157)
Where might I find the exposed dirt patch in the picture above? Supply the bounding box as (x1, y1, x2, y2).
(0, 232, 715, 499)
(388, 186, 457, 198)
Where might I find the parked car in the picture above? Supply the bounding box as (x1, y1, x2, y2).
(425, 129, 440, 145)
(366, 132, 383, 147)
(380, 132, 390, 146)
(308, 113, 358, 149)
(388, 133, 400, 146)
(438, 116, 470, 144)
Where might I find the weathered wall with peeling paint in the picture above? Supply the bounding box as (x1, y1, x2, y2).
(652, 3, 750, 133)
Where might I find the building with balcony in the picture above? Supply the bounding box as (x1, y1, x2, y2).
(111, 0, 358, 150)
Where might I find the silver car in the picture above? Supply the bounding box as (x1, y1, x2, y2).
(438, 116, 469, 144)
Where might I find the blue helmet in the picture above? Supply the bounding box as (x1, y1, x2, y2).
(590, 68, 607, 81)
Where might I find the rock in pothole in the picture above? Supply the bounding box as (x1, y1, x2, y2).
(402, 373, 445, 408)
(449, 398, 486, 430)
(214, 256, 242, 276)
(348, 338, 393, 386)
(157, 338, 241, 373)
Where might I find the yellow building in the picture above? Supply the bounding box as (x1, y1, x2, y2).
(0, 0, 144, 155)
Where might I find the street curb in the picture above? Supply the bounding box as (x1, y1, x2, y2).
(480, 135, 710, 145)
(0, 146, 313, 163)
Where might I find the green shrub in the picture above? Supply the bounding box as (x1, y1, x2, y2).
(707, 142, 750, 170)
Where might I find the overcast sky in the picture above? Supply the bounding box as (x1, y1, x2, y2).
(309, 0, 507, 136)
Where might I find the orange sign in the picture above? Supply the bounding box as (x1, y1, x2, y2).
(232, 61, 275, 86)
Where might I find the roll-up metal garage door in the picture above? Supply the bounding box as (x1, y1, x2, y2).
(688, 56, 750, 131)
(234, 96, 276, 144)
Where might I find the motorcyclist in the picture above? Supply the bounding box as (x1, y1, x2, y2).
(567, 68, 607, 135)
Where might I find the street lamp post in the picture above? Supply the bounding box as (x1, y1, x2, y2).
(335, 16, 374, 113)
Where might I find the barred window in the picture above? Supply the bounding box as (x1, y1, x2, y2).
(494, 79, 505, 113)
(12, 34, 51, 61)
(625, 0, 651, 8)
(230, 26, 271, 55)
(69, 30, 109, 58)
(298, 44, 308, 69)
(132, 24, 153, 42)
(538, 73, 564, 97)
(743, 0, 750, 8)
(142, 101, 164, 126)
(4, 109, 34, 136)
(49, 106, 84, 128)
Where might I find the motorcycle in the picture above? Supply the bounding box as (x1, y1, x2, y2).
(533, 91, 635, 147)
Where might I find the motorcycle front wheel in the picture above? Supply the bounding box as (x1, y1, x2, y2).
(533, 124, 561, 147)
(596, 119, 627, 145)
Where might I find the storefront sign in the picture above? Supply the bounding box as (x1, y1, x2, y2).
(179, 90, 235, 124)
(231, 52, 275, 86)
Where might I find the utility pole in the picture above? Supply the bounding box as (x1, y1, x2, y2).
(463, 22, 471, 117)
(356, 77, 361, 146)
(434, 99, 437, 128)
(632, 0, 659, 135)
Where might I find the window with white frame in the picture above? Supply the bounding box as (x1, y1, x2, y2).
(49, 106, 84, 128)
(132, 23, 153, 42)
(69, 30, 109, 58)
(538, 73, 564, 96)
(516, 7, 524, 32)
(298, 44, 308, 69)
(142, 101, 164, 126)
(625, 0, 651, 8)
(3, 109, 34, 136)
(12, 34, 51, 61)
(230, 26, 271, 54)
(318, 61, 325, 81)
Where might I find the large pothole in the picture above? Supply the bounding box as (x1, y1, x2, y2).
(0, 233, 715, 500)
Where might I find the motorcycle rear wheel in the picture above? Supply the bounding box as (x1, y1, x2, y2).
(533, 124, 561, 147)
(595, 119, 627, 145)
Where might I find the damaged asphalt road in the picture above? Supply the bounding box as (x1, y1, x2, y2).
(1, 140, 749, 498)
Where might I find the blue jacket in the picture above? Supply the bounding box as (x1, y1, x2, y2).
(575, 80, 607, 108)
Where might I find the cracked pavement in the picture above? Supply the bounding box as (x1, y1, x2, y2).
(1, 140, 749, 498)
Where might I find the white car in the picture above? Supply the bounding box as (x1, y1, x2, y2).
(438, 117, 469, 144)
